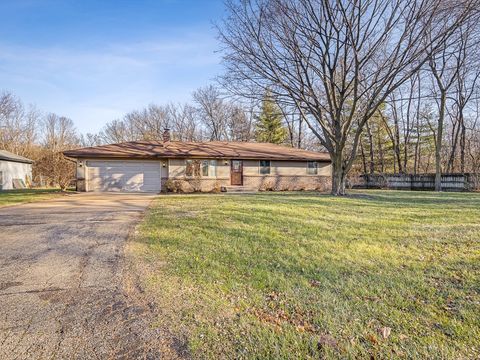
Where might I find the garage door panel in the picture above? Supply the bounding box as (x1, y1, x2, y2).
(87, 161, 160, 192)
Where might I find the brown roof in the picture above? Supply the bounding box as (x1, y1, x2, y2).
(63, 141, 330, 161)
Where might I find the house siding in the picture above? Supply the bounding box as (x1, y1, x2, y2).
(243, 160, 331, 191)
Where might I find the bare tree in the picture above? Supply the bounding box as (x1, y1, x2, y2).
(427, 31, 467, 190)
(36, 114, 79, 189)
(42, 113, 78, 151)
(100, 119, 133, 143)
(167, 103, 202, 141)
(193, 85, 231, 140)
(446, 24, 480, 174)
(227, 106, 253, 141)
(125, 104, 171, 141)
(80, 132, 104, 147)
(0, 92, 40, 158)
(219, 0, 478, 194)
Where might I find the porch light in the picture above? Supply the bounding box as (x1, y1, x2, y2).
(162, 162, 167, 168)
(224, 160, 229, 165)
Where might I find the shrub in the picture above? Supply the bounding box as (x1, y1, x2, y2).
(260, 179, 276, 191)
(164, 179, 180, 193)
(211, 181, 222, 193)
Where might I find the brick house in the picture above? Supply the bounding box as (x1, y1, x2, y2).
(63, 135, 331, 193)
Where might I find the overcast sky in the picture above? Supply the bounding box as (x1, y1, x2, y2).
(0, 0, 225, 133)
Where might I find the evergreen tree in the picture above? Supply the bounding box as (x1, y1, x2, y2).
(255, 92, 287, 144)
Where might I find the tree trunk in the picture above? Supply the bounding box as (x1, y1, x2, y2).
(359, 140, 368, 175)
(297, 116, 303, 148)
(365, 122, 375, 174)
(460, 112, 466, 173)
(393, 117, 403, 173)
(447, 121, 459, 173)
(414, 126, 421, 175)
(435, 90, 446, 191)
(331, 154, 347, 196)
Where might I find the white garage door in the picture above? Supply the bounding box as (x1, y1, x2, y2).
(87, 160, 161, 192)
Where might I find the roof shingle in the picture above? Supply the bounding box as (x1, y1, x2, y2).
(63, 141, 330, 161)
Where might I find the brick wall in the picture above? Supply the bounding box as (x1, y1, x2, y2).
(244, 175, 331, 192)
(164, 176, 331, 193)
(163, 178, 230, 193)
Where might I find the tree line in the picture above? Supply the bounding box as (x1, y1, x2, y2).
(0, 86, 316, 188)
(84, 85, 317, 148)
(218, 0, 480, 194)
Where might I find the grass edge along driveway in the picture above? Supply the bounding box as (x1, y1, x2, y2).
(128, 191, 480, 359)
(0, 189, 66, 207)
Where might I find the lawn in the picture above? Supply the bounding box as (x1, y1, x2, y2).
(0, 188, 65, 207)
(129, 191, 480, 359)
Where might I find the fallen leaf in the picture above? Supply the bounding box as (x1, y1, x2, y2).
(367, 334, 378, 344)
(378, 327, 391, 339)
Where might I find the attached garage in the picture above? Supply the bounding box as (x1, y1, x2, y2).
(86, 160, 162, 192)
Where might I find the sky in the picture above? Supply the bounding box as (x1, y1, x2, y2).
(0, 0, 225, 134)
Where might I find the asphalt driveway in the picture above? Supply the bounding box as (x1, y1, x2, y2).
(0, 193, 175, 359)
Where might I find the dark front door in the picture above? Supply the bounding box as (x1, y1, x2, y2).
(231, 160, 243, 185)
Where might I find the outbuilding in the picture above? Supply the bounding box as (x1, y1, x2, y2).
(0, 150, 33, 190)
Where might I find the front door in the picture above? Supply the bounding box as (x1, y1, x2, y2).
(231, 160, 243, 185)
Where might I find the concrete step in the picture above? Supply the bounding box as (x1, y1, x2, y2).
(223, 185, 258, 193)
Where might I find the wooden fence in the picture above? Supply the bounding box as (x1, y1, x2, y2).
(352, 173, 480, 192)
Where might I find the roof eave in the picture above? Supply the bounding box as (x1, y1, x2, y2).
(63, 153, 330, 162)
(0, 156, 34, 164)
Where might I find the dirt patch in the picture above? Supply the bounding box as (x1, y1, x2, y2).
(123, 206, 190, 359)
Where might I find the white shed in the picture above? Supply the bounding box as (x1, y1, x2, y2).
(0, 150, 33, 190)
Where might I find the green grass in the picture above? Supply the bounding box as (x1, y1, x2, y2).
(130, 191, 480, 359)
(0, 188, 65, 207)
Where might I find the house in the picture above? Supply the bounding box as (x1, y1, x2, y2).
(63, 132, 331, 193)
(0, 150, 33, 191)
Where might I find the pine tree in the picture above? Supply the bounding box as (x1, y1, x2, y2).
(255, 92, 287, 144)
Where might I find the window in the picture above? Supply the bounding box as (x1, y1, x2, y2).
(209, 160, 217, 177)
(198, 160, 217, 177)
(185, 160, 200, 177)
(260, 160, 271, 175)
(202, 160, 209, 177)
(307, 161, 318, 175)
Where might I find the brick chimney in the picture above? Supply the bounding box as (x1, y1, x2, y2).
(163, 128, 171, 142)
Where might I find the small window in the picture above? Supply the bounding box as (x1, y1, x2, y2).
(307, 161, 318, 175)
(209, 160, 217, 177)
(260, 160, 271, 175)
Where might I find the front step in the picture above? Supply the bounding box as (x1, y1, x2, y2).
(222, 185, 258, 193)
